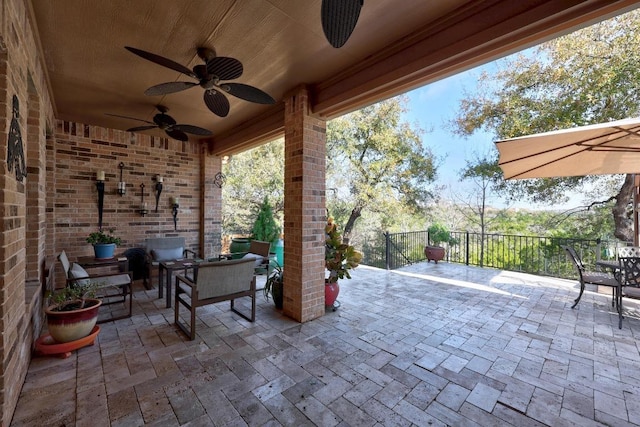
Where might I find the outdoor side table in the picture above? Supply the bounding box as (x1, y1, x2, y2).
(77, 255, 129, 273)
(158, 259, 200, 308)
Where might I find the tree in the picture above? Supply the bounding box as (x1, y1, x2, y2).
(326, 95, 438, 241)
(451, 10, 640, 241)
(454, 151, 505, 266)
(222, 139, 284, 235)
(251, 196, 280, 244)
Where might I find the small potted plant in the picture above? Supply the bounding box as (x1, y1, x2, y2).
(425, 223, 455, 263)
(45, 283, 101, 343)
(263, 260, 284, 309)
(86, 228, 122, 259)
(325, 216, 362, 308)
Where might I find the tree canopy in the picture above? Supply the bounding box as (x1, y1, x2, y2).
(451, 10, 640, 241)
(326, 95, 438, 241)
(221, 139, 284, 235)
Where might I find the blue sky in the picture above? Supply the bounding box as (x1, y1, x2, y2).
(400, 61, 585, 210)
(403, 68, 495, 188)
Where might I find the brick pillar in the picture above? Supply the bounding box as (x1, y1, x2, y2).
(200, 146, 223, 258)
(283, 86, 326, 322)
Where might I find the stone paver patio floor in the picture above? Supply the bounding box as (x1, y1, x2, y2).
(11, 261, 640, 426)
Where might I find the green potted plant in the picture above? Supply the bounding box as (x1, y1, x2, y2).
(325, 216, 362, 308)
(45, 283, 101, 343)
(263, 260, 284, 309)
(86, 228, 122, 259)
(425, 223, 454, 263)
(251, 196, 281, 246)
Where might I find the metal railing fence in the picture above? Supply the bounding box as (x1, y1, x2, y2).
(360, 230, 626, 279)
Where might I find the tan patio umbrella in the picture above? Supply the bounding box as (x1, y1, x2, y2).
(494, 117, 640, 244)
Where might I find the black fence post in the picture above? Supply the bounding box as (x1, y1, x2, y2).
(385, 231, 390, 270)
(465, 231, 470, 265)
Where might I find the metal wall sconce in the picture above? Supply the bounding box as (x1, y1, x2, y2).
(138, 183, 149, 216)
(214, 172, 226, 188)
(154, 175, 163, 212)
(171, 196, 180, 230)
(117, 162, 126, 196)
(96, 170, 105, 231)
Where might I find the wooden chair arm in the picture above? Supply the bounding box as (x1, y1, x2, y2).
(176, 274, 195, 288)
(184, 248, 198, 259)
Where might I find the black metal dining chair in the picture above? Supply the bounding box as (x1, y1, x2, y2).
(617, 246, 640, 327)
(562, 245, 622, 328)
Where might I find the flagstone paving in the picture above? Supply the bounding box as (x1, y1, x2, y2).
(11, 261, 640, 426)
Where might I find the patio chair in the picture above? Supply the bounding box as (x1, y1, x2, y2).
(562, 245, 622, 327)
(174, 258, 256, 340)
(144, 237, 197, 289)
(618, 245, 640, 300)
(223, 240, 272, 277)
(57, 250, 133, 321)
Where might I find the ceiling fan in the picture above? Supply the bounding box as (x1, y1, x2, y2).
(125, 46, 276, 118)
(321, 0, 364, 48)
(106, 105, 212, 142)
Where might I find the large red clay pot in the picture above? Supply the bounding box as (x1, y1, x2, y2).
(45, 298, 102, 343)
(424, 245, 445, 263)
(325, 281, 340, 307)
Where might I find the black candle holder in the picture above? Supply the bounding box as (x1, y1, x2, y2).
(117, 162, 126, 196)
(171, 197, 180, 231)
(154, 175, 163, 212)
(138, 183, 149, 216)
(96, 174, 105, 231)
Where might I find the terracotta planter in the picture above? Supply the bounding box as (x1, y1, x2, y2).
(35, 325, 101, 358)
(45, 298, 102, 343)
(325, 281, 340, 307)
(424, 245, 445, 263)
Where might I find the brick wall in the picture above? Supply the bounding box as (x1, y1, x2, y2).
(1, 2, 224, 423)
(49, 121, 219, 288)
(1, 0, 55, 424)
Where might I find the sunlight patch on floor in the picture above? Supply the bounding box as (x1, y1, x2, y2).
(387, 268, 523, 298)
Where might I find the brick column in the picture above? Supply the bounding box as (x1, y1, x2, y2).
(200, 146, 223, 258)
(283, 86, 326, 322)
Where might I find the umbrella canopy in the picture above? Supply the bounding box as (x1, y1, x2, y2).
(495, 117, 640, 245)
(495, 117, 640, 180)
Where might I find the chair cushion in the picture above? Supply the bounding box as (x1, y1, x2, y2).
(69, 263, 90, 286)
(151, 247, 183, 261)
(242, 252, 264, 267)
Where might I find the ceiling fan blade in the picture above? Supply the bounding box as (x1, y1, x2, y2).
(321, 0, 363, 48)
(174, 124, 213, 136)
(144, 81, 198, 96)
(223, 83, 276, 104)
(127, 125, 158, 132)
(203, 90, 230, 117)
(105, 113, 154, 125)
(125, 46, 197, 78)
(165, 129, 189, 142)
(206, 57, 243, 80)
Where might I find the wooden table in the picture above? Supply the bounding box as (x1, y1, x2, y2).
(158, 259, 200, 308)
(77, 255, 129, 273)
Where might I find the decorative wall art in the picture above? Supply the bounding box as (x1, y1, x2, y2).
(7, 95, 27, 182)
